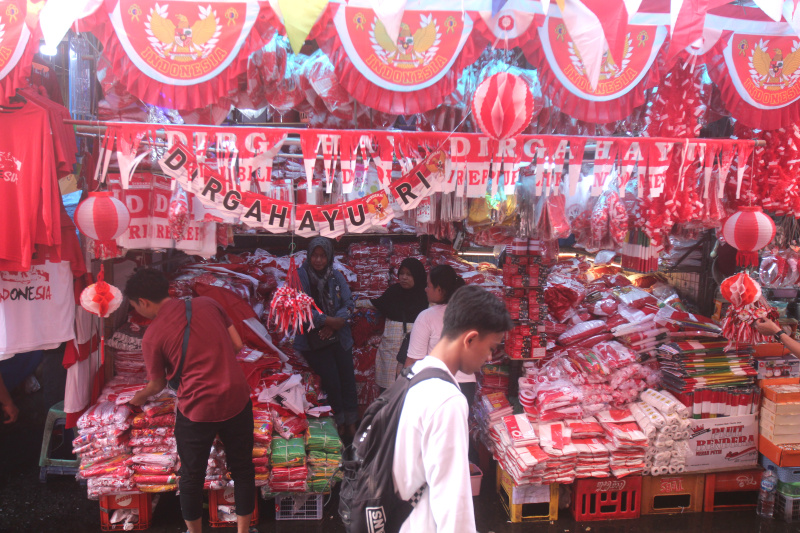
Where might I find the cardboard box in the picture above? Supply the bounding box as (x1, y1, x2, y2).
(755, 343, 791, 358)
(763, 384, 800, 404)
(760, 418, 800, 437)
(685, 414, 758, 473)
(762, 398, 800, 416)
(759, 435, 800, 467)
(759, 425, 800, 445)
(760, 406, 800, 428)
(758, 377, 800, 387)
(753, 355, 800, 379)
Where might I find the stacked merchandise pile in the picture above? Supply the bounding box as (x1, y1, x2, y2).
(252, 406, 273, 487)
(596, 408, 649, 477)
(347, 242, 391, 299)
(306, 419, 343, 492)
(657, 341, 759, 417)
(129, 391, 180, 493)
(538, 421, 578, 483)
(113, 351, 147, 377)
(490, 414, 548, 485)
(269, 437, 308, 493)
(346, 242, 392, 408)
(568, 417, 610, 478)
(74, 401, 136, 498)
(631, 389, 692, 475)
(503, 238, 550, 360)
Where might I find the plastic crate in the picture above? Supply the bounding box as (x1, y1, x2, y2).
(571, 476, 642, 521)
(703, 469, 761, 512)
(495, 464, 558, 523)
(208, 486, 259, 528)
(275, 493, 323, 521)
(776, 492, 800, 522)
(642, 474, 704, 515)
(99, 493, 152, 531)
(779, 480, 800, 497)
(762, 456, 800, 483)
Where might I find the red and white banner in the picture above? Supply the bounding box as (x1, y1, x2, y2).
(390, 150, 446, 210)
(315, 4, 486, 114)
(524, 17, 666, 123)
(82, 0, 275, 109)
(705, 31, 800, 129)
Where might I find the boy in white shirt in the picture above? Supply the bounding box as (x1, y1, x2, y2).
(392, 285, 512, 532)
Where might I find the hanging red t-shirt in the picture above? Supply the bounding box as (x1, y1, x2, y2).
(141, 297, 250, 423)
(0, 104, 56, 271)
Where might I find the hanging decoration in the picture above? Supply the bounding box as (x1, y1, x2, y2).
(471, 72, 536, 141)
(522, 17, 667, 123)
(720, 206, 777, 267)
(74, 191, 132, 259)
(704, 31, 800, 130)
(719, 272, 777, 347)
(80, 267, 123, 319)
(314, 4, 487, 114)
(78, 0, 278, 109)
(268, 257, 321, 335)
(0, 0, 39, 104)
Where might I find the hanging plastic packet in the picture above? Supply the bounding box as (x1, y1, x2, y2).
(168, 186, 190, 242)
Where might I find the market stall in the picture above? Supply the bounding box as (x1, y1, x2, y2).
(7, 0, 800, 530)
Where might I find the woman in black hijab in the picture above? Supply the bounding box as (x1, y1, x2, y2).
(369, 257, 428, 390)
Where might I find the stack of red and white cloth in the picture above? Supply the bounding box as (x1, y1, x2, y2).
(537, 421, 578, 484)
(596, 408, 648, 477)
(567, 416, 610, 478)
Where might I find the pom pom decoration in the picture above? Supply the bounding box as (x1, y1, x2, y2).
(720, 206, 776, 267)
(80, 267, 123, 319)
(268, 256, 322, 336)
(74, 191, 131, 259)
(471, 72, 536, 140)
(719, 273, 777, 347)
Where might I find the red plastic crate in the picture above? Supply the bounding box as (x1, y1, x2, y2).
(704, 469, 761, 512)
(208, 486, 259, 528)
(99, 493, 152, 531)
(571, 476, 642, 521)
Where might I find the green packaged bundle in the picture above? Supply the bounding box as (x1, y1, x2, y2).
(306, 419, 342, 454)
(270, 437, 306, 468)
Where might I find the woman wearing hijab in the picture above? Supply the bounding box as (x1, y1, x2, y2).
(295, 237, 359, 441)
(369, 258, 428, 391)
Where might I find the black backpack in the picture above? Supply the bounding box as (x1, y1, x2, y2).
(339, 366, 458, 533)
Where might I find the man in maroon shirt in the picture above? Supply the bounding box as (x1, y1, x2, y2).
(126, 269, 256, 533)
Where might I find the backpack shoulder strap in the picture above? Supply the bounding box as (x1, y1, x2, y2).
(408, 366, 458, 389)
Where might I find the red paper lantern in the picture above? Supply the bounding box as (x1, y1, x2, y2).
(720, 206, 775, 267)
(74, 191, 131, 258)
(471, 72, 536, 140)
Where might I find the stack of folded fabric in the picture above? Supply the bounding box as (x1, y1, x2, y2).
(538, 421, 578, 484)
(596, 408, 648, 477)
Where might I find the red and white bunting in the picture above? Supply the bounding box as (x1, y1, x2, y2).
(735, 143, 754, 199)
(340, 134, 360, 195)
(617, 140, 643, 197)
(592, 140, 618, 196)
(567, 139, 587, 197)
(300, 133, 321, 192)
(646, 142, 671, 199)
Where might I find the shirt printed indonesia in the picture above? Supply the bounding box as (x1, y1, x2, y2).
(392, 356, 476, 533)
(0, 261, 76, 358)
